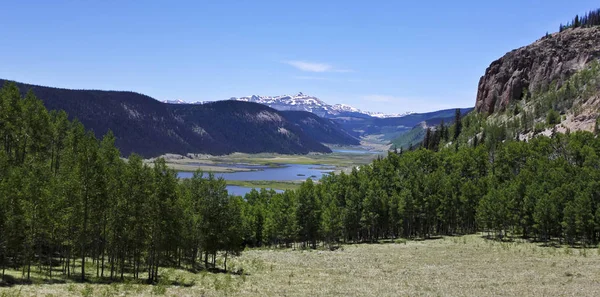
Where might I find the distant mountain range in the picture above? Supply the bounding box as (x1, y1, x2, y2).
(163, 92, 412, 119)
(1, 78, 472, 157)
(0, 79, 360, 157)
(334, 107, 473, 143)
(162, 93, 473, 149)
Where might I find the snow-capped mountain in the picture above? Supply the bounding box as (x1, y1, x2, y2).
(162, 93, 411, 118)
(366, 111, 414, 118)
(162, 99, 206, 105)
(162, 99, 189, 104)
(229, 93, 411, 118)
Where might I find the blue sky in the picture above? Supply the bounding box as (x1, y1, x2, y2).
(0, 1, 598, 113)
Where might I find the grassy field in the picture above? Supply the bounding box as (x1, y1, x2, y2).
(3, 235, 600, 296)
(158, 151, 383, 174)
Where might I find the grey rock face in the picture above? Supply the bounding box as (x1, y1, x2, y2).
(476, 27, 600, 113)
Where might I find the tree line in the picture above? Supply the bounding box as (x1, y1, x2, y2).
(242, 130, 600, 248)
(559, 8, 600, 32)
(0, 82, 243, 283)
(3, 80, 600, 285)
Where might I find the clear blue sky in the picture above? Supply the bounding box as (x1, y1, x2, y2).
(0, 1, 597, 113)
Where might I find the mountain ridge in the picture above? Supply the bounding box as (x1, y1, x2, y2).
(0, 79, 362, 157)
(455, 25, 600, 147)
(476, 26, 600, 114)
(163, 92, 412, 119)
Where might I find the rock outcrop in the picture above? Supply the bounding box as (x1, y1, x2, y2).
(475, 27, 600, 113)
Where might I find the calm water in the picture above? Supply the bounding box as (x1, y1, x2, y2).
(177, 163, 335, 196)
(177, 164, 334, 181)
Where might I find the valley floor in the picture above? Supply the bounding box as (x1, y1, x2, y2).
(3, 235, 600, 296)
(158, 150, 382, 173)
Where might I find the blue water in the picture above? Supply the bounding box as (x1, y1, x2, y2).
(177, 164, 334, 181)
(177, 163, 335, 196)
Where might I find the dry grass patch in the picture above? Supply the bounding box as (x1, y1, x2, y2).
(2, 235, 600, 296)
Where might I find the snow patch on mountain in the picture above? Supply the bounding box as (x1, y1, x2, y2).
(163, 92, 412, 118)
(229, 92, 411, 118)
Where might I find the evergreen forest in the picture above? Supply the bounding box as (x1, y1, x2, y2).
(2, 78, 600, 286)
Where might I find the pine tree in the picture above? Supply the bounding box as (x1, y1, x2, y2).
(423, 128, 431, 149)
(454, 109, 462, 140)
(296, 179, 321, 248)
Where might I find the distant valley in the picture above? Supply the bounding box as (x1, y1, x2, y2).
(166, 92, 473, 148)
(0, 79, 471, 157)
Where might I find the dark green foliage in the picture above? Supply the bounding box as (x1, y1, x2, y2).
(423, 128, 431, 149)
(295, 179, 321, 248)
(559, 9, 600, 32)
(391, 110, 471, 150)
(453, 108, 462, 140)
(546, 109, 560, 125)
(0, 82, 246, 284)
(231, 130, 600, 246)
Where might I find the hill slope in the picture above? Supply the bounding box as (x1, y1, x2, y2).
(0, 79, 339, 157)
(458, 26, 600, 145)
(476, 26, 600, 114)
(389, 110, 473, 149)
(279, 111, 360, 145)
(335, 108, 473, 142)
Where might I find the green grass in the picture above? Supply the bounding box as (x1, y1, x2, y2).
(226, 180, 302, 191)
(160, 151, 383, 174)
(3, 235, 600, 296)
(209, 152, 380, 167)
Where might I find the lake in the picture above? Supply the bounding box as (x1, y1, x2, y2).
(177, 163, 335, 196)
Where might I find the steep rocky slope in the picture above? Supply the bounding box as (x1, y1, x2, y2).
(476, 27, 600, 114)
(456, 25, 600, 146)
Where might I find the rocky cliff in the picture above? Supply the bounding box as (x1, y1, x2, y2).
(475, 27, 600, 113)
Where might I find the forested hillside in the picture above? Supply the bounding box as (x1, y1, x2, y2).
(0, 83, 247, 283)
(333, 107, 472, 141)
(167, 101, 336, 155)
(0, 79, 353, 157)
(389, 110, 470, 149)
(279, 111, 360, 145)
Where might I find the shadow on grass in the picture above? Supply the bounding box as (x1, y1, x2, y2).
(480, 234, 599, 249)
(480, 234, 517, 242)
(0, 264, 246, 288)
